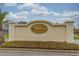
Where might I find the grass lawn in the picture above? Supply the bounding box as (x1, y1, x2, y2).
(0, 34, 9, 45)
(2, 41, 79, 50)
(4, 34, 9, 39)
(74, 34, 79, 39)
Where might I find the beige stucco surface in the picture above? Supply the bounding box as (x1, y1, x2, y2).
(8, 20, 74, 43)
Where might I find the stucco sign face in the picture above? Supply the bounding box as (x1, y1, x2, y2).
(31, 24, 48, 34)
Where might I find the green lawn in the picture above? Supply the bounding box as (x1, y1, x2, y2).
(0, 34, 9, 45)
(74, 34, 79, 39)
(4, 34, 9, 39)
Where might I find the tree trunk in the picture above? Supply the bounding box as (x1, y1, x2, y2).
(0, 26, 4, 45)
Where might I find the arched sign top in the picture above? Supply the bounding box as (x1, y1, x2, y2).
(29, 20, 53, 26)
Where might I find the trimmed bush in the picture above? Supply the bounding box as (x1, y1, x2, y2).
(1, 41, 79, 50)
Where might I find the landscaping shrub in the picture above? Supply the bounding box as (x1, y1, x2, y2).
(2, 41, 79, 50)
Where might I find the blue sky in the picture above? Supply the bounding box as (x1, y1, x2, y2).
(0, 3, 79, 28)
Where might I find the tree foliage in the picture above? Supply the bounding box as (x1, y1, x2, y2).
(0, 10, 8, 26)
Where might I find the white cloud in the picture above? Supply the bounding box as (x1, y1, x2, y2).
(18, 3, 51, 16)
(31, 6, 50, 16)
(4, 3, 79, 25)
(17, 4, 79, 17)
(5, 3, 18, 6)
(54, 17, 73, 23)
(18, 3, 40, 10)
(52, 12, 61, 16)
(5, 12, 18, 20)
(17, 11, 29, 16)
(5, 11, 29, 22)
(52, 11, 79, 17)
(19, 3, 79, 17)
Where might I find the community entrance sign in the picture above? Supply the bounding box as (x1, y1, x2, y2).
(9, 20, 74, 43)
(31, 24, 48, 34)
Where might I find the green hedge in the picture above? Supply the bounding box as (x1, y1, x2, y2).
(2, 41, 79, 50)
(74, 35, 79, 39)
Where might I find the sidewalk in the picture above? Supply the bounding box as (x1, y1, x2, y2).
(0, 48, 79, 53)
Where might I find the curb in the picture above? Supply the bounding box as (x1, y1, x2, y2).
(0, 48, 79, 53)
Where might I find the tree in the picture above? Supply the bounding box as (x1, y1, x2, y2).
(0, 10, 8, 44)
(18, 21, 27, 24)
(0, 11, 7, 26)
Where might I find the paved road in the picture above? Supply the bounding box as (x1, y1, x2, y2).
(0, 48, 79, 56)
